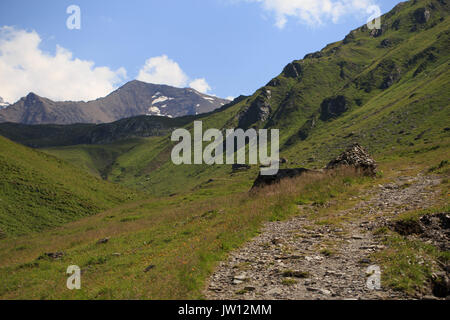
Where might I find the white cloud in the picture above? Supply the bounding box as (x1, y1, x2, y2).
(189, 78, 211, 94)
(0, 26, 127, 103)
(226, 96, 235, 101)
(137, 55, 189, 88)
(137, 55, 213, 94)
(246, 0, 379, 28)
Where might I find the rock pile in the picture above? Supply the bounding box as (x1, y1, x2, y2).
(251, 144, 376, 189)
(326, 143, 377, 176)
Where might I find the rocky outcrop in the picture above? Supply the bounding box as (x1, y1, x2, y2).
(370, 28, 383, 38)
(320, 96, 349, 121)
(298, 117, 317, 140)
(251, 168, 313, 189)
(380, 39, 392, 47)
(282, 62, 303, 78)
(97, 237, 110, 244)
(343, 31, 356, 44)
(391, 212, 449, 251)
(326, 143, 377, 176)
(266, 78, 281, 87)
(232, 164, 251, 172)
(304, 51, 323, 59)
(380, 66, 402, 89)
(414, 8, 431, 24)
(38, 252, 65, 260)
(238, 89, 272, 128)
(431, 271, 450, 298)
(390, 211, 449, 298)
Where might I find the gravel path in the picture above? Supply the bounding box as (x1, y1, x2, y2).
(205, 173, 441, 300)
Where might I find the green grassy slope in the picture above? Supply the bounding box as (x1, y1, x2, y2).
(0, 0, 449, 300)
(5, 1, 448, 198)
(42, 138, 145, 179)
(101, 0, 450, 195)
(0, 136, 140, 236)
(0, 144, 447, 299)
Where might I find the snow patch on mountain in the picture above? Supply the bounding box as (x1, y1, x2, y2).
(147, 106, 161, 116)
(152, 96, 174, 104)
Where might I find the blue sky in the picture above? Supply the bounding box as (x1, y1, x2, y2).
(0, 0, 402, 102)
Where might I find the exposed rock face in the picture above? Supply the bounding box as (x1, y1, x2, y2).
(414, 8, 431, 24)
(343, 31, 356, 44)
(380, 39, 392, 47)
(251, 168, 313, 189)
(380, 66, 402, 89)
(0, 81, 230, 125)
(238, 89, 272, 128)
(304, 51, 323, 59)
(391, 212, 450, 251)
(232, 164, 251, 172)
(326, 143, 377, 176)
(282, 62, 303, 78)
(370, 28, 383, 38)
(432, 271, 450, 298)
(39, 252, 65, 260)
(320, 96, 349, 121)
(97, 237, 110, 244)
(390, 211, 449, 298)
(266, 78, 281, 87)
(298, 117, 317, 140)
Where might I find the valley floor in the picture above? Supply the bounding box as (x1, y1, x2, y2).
(205, 173, 444, 300)
(0, 144, 448, 299)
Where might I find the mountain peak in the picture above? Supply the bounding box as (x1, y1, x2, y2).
(0, 83, 230, 124)
(23, 92, 44, 105)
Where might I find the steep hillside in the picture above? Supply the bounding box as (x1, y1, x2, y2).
(0, 0, 449, 300)
(105, 0, 450, 195)
(2, 0, 449, 197)
(0, 114, 199, 147)
(0, 81, 230, 124)
(0, 136, 139, 236)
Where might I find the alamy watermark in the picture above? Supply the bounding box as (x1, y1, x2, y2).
(366, 265, 381, 290)
(66, 5, 81, 30)
(67, 265, 81, 290)
(171, 121, 280, 175)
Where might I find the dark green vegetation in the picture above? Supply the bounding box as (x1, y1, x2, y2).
(0, 115, 198, 147)
(0, 0, 449, 299)
(0, 136, 139, 236)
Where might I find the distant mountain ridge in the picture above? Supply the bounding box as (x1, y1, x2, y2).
(0, 80, 230, 125)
